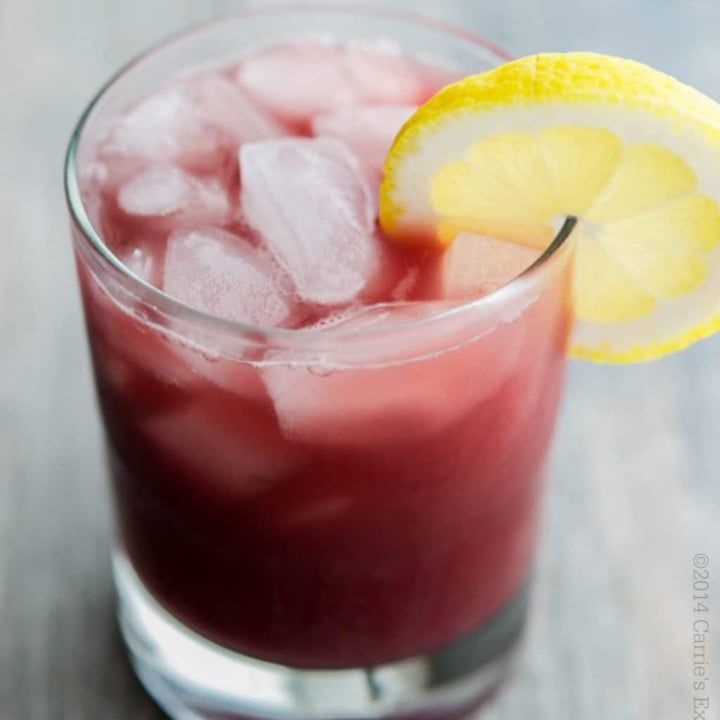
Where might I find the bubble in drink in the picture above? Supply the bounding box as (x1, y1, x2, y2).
(308, 300, 456, 332)
(240, 138, 379, 305)
(164, 227, 292, 326)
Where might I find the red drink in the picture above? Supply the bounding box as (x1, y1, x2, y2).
(67, 8, 572, 719)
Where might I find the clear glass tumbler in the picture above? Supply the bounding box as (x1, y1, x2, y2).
(65, 7, 575, 719)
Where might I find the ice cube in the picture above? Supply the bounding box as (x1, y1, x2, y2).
(236, 41, 434, 127)
(185, 73, 284, 142)
(164, 227, 291, 326)
(118, 165, 230, 225)
(101, 86, 218, 168)
(236, 43, 356, 126)
(240, 138, 379, 305)
(79, 262, 200, 405)
(344, 46, 432, 106)
(171, 342, 269, 399)
(118, 165, 188, 217)
(100, 74, 280, 174)
(311, 105, 416, 180)
(142, 394, 305, 499)
(262, 300, 519, 445)
(442, 233, 542, 298)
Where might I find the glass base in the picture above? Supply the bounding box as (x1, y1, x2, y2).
(114, 553, 528, 720)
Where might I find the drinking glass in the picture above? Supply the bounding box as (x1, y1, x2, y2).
(65, 7, 575, 719)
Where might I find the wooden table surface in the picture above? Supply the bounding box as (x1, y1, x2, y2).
(1, 1, 719, 718)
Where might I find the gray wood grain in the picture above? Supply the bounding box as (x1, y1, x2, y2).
(1, 1, 719, 718)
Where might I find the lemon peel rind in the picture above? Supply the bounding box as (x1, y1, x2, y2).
(570, 309, 720, 362)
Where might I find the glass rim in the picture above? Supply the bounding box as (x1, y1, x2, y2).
(64, 2, 574, 344)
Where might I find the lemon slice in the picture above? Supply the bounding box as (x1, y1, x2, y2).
(379, 52, 720, 362)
